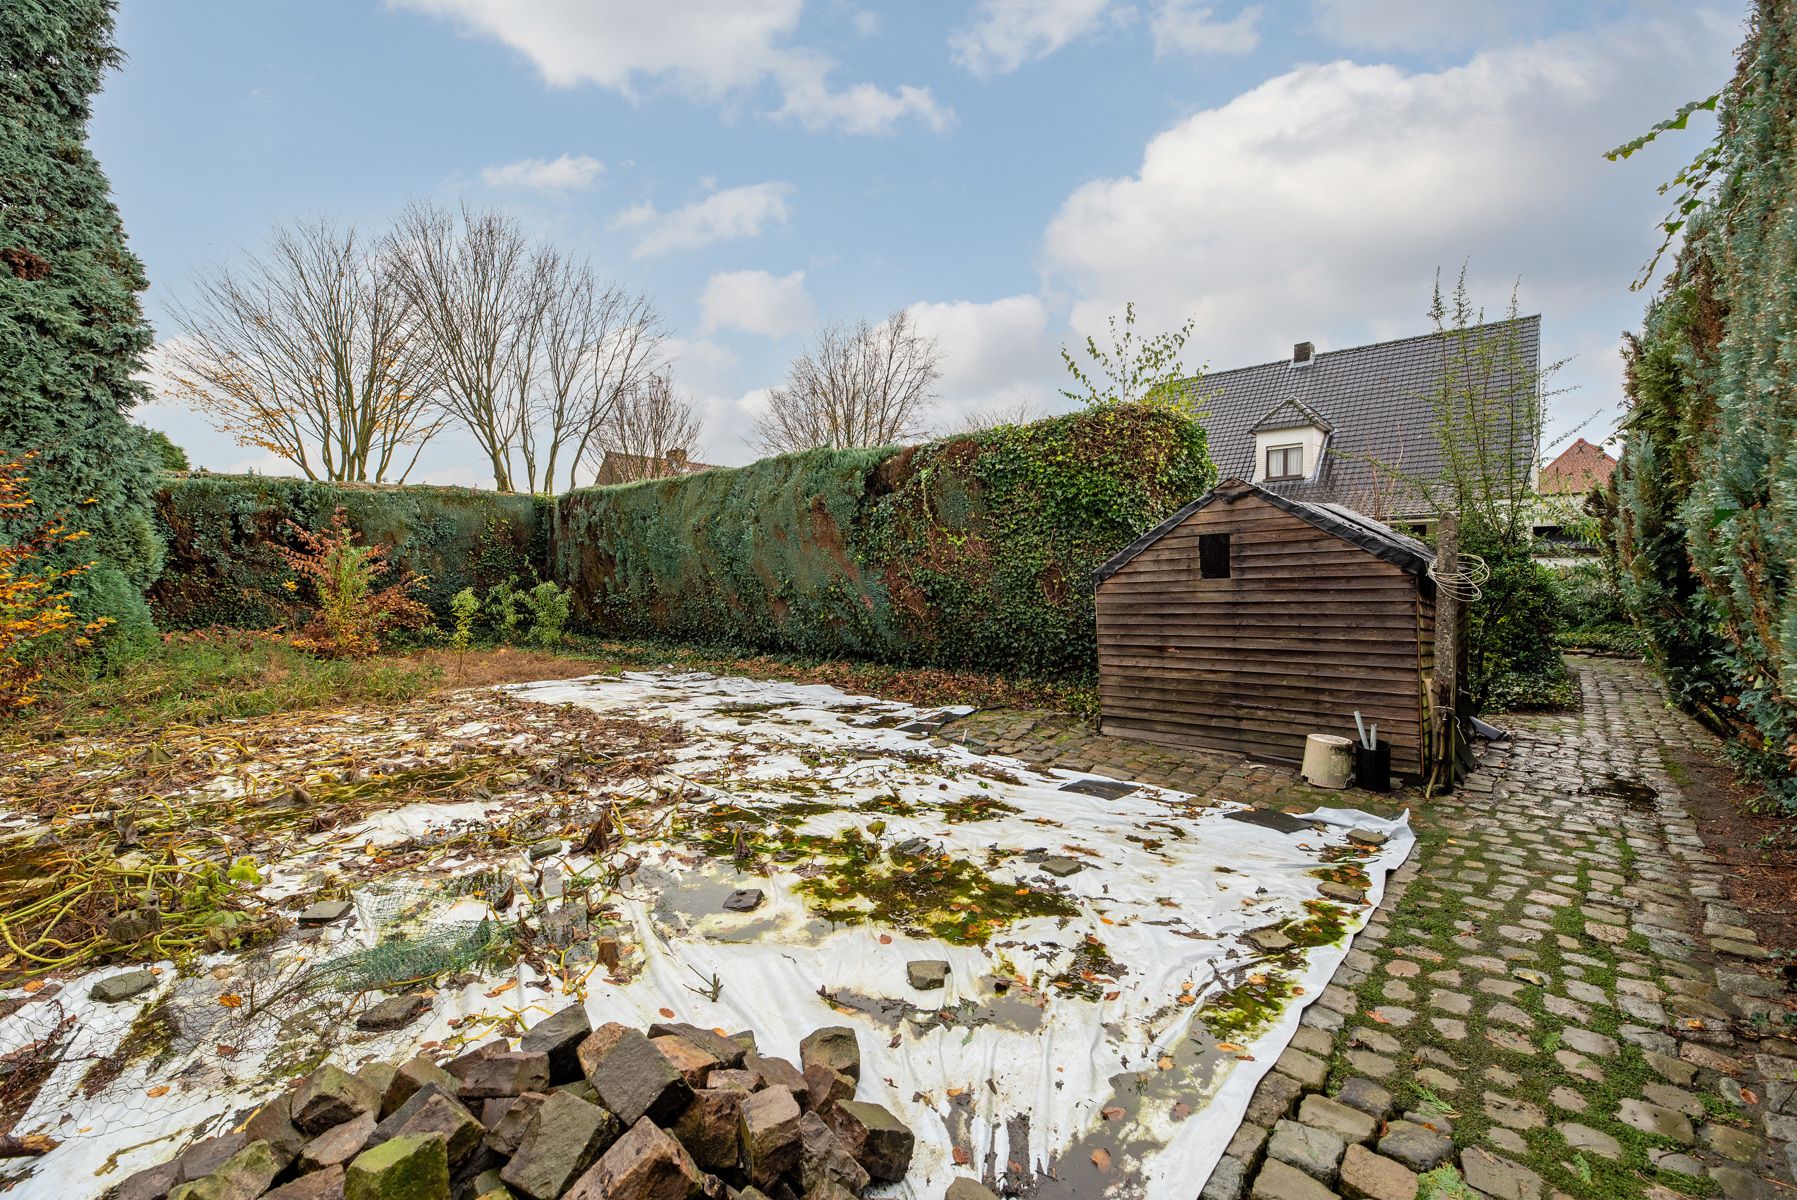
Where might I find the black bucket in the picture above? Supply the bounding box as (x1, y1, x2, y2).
(1353, 741, 1392, 793)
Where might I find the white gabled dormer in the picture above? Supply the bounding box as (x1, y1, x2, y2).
(1249, 385, 1331, 484)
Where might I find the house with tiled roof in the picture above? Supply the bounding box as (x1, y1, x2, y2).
(593, 448, 718, 486)
(1180, 316, 1542, 527)
(1538, 437, 1616, 496)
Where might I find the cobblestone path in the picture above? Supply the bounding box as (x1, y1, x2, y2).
(942, 656, 1796, 1199)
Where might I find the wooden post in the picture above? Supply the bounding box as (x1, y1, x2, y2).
(1430, 511, 1460, 785)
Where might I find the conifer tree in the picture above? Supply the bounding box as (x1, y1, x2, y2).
(0, 0, 162, 651)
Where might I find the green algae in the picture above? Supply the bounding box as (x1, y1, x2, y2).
(1282, 898, 1353, 948)
(1197, 969, 1302, 1043)
(937, 793, 1021, 824)
(1046, 935, 1126, 1001)
(681, 802, 1075, 944)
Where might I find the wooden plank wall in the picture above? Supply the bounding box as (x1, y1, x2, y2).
(1096, 492, 1431, 775)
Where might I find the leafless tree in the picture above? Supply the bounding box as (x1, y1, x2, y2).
(755, 311, 940, 454)
(531, 258, 666, 492)
(386, 201, 534, 491)
(166, 216, 444, 482)
(387, 201, 666, 493)
(948, 397, 1045, 434)
(588, 373, 705, 483)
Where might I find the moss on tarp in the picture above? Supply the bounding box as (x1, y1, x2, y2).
(553, 404, 1213, 678)
(148, 475, 549, 628)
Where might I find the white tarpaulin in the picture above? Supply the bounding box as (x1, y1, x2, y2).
(3, 671, 1411, 1200)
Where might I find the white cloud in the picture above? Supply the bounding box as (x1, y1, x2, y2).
(699, 269, 816, 338)
(1040, 13, 1738, 431)
(611, 182, 794, 259)
(1153, 2, 1261, 57)
(950, 0, 1114, 75)
(906, 295, 1059, 425)
(480, 153, 604, 190)
(1308, 0, 1545, 53)
(388, 0, 948, 134)
(773, 54, 952, 134)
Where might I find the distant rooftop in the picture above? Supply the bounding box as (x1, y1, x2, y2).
(1538, 437, 1616, 496)
(1180, 316, 1542, 518)
(593, 449, 718, 486)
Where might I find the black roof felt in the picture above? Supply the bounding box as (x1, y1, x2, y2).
(1181, 315, 1541, 514)
(1093, 478, 1435, 586)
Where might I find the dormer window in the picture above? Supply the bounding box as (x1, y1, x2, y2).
(1265, 444, 1304, 480)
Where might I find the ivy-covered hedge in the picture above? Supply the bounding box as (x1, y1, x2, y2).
(148, 475, 548, 629)
(1614, 2, 1797, 811)
(552, 405, 1214, 677)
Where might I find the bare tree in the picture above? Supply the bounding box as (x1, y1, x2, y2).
(589, 373, 705, 482)
(386, 201, 534, 491)
(948, 397, 1045, 434)
(167, 216, 443, 482)
(755, 311, 940, 453)
(387, 201, 667, 493)
(531, 258, 666, 493)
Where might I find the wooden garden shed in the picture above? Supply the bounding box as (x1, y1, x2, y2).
(1093, 478, 1443, 779)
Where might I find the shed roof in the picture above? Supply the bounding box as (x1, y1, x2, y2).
(1181, 315, 1541, 515)
(1093, 478, 1435, 586)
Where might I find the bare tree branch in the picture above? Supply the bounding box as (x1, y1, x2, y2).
(588, 372, 704, 483)
(755, 311, 940, 454)
(167, 216, 444, 482)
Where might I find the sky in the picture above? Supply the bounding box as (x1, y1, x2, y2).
(93, 0, 1744, 488)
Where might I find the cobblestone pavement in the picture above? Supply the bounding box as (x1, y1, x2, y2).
(940, 656, 1797, 1199)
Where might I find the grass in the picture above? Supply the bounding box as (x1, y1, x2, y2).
(11, 631, 443, 741)
(5, 627, 1097, 747)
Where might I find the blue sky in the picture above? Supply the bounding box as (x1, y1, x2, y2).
(95, 0, 1742, 486)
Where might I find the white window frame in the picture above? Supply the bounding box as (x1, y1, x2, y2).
(1265, 443, 1304, 480)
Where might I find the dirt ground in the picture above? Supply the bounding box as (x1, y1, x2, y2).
(1663, 738, 1797, 959)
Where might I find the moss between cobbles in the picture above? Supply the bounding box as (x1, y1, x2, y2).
(1324, 821, 1719, 1199)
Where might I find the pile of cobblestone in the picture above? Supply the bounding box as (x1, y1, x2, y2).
(110, 1010, 975, 1200)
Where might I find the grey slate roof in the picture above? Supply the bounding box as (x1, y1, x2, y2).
(1093, 478, 1435, 586)
(1181, 315, 1541, 517)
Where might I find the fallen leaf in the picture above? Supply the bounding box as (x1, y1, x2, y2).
(953, 1148, 971, 1165)
(1091, 1148, 1112, 1171)
(217, 994, 243, 1008)
(878, 934, 892, 944)
(1217, 1041, 1245, 1052)
(1742, 1088, 1759, 1105)
(1369, 1010, 1389, 1024)
(658, 1008, 675, 1018)
(216, 1044, 238, 1058)
(1104, 990, 1120, 1001)
(1156, 1055, 1174, 1071)
(1171, 1102, 1191, 1120)
(145, 1085, 170, 1098)
(1175, 994, 1195, 1006)
(21, 981, 43, 993)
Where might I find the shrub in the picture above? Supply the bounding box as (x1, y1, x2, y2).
(1460, 534, 1570, 713)
(448, 587, 478, 655)
(279, 508, 429, 658)
(1613, 3, 1797, 810)
(0, 457, 112, 711)
(0, 0, 164, 641)
(148, 475, 547, 629)
(520, 581, 571, 648)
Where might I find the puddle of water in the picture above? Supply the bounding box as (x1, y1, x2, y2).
(1588, 774, 1658, 810)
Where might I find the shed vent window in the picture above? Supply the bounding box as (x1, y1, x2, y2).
(1198, 533, 1231, 579)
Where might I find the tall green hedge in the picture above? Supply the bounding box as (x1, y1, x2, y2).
(148, 475, 548, 629)
(1615, 2, 1797, 810)
(1, 0, 162, 653)
(552, 404, 1214, 678)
